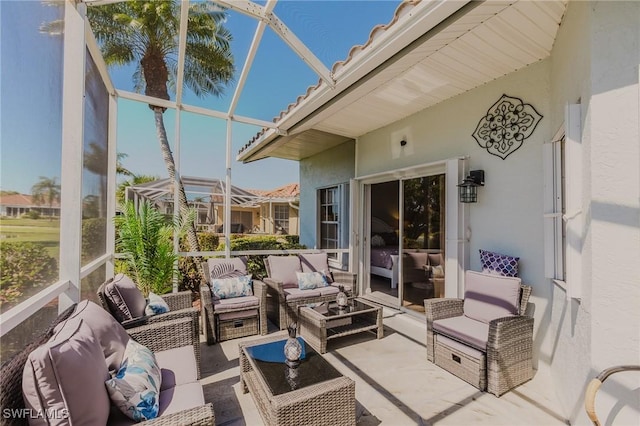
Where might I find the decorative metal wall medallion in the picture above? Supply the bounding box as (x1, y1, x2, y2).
(472, 94, 543, 160)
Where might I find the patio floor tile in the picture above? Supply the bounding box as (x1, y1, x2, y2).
(200, 307, 569, 425)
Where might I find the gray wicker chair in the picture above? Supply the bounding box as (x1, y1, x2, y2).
(200, 257, 267, 344)
(425, 270, 533, 397)
(0, 304, 214, 426)
(263, 253, 357, 330)
(97, 276, 201, 375)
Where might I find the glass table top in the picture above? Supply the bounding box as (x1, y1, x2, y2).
(244, 337, 342, 395)
(308, 299, 375, 318)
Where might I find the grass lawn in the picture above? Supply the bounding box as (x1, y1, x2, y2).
(0, 217, 61, 259)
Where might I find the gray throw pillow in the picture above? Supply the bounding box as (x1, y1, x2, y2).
(104, 274, 147, 321)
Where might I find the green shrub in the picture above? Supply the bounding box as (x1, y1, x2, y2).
(24, 210, 41, 219)
(82, 217, 107, 262)
(178, 234, 305, 294)
(0, 242, 57, 309)
(178, 232, 219, 295)
(218, 235, 305, 279)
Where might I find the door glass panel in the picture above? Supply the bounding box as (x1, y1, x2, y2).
(401, 174, 445, 313)
(368, 181, 400, 306)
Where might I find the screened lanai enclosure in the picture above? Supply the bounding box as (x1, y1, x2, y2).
(0, 0, 397, 361)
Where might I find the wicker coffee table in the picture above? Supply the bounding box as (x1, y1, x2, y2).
(298, 298, 383, 354)
(239, 335, 356, 426)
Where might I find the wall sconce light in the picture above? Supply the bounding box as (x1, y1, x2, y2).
(457, 170, 485, 203)
(400, 139, 407, 147)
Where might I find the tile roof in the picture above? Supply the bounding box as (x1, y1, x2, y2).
(0, 193, 61, 208)
(247, 183, 299, 198)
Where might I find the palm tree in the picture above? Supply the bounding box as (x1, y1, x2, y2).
(87, 1, 235, 259)
(31, 176, 61, 218)
(116, 152, 134, 178)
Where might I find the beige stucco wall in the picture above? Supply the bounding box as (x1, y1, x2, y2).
(299, 142, 356, 247)
(354, 2, 639, 423)
(549, 2, 640, 423)
(357, 57, 554, 363)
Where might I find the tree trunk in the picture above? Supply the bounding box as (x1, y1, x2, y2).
(153, 108, 203, 275)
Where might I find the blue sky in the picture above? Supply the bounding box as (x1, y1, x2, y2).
(1, 1, 401, 194)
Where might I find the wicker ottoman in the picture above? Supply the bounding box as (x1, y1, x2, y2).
(434, 334, 486, 391)
(217, 309, 259, 342)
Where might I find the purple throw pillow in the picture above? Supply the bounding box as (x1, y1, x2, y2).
(479, 249, 519, 277)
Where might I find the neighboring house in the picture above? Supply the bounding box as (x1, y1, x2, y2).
(125, 177, 299, 235)
(248, 183, 300, 235)
(0, 193, 60, 217)
(238, 1, 639, 425)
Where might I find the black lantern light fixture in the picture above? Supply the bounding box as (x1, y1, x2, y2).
(457, 170, 485, 203)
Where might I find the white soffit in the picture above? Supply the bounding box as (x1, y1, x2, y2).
(240, 0, 567, 162)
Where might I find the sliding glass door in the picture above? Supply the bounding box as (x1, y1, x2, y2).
(400, 174, 445, 314)
(363, 173, 445, 313)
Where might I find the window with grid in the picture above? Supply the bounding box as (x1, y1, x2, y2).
(274, 205, 289, 233)
(319, 186, 340, 259)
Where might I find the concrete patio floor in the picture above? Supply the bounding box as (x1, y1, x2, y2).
(200, 307, 570, 425)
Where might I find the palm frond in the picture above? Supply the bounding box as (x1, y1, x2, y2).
(115, 200, 178, 296)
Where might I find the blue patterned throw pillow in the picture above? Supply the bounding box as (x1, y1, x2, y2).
(211, 274, 253, 299)
(105, 339, 161, 421)
(296, 271, 328, 290)
(144, 292, 170, 316)
(479, 249, 520, 277)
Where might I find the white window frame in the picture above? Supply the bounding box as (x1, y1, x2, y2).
(317, 183, 350, 267)
(318, 185, 341, 259)
(273, 204, 289, 234)
(543, 103, 582, 300)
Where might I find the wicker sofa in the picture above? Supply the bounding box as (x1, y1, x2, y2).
(200, 257, 268, 344)
(97, 273, 201, 375)
(424, 270, 533, 397)
(0, 300, 214, 426)
(263, 253, 357, 330)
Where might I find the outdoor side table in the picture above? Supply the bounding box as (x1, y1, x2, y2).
(239, 334, 356, 426)
(298, 298, 383, 354)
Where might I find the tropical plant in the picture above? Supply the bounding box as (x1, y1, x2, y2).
(31, 176, 60, 218)
(115, 200, 195, 296)
(88, 1, 235, 262)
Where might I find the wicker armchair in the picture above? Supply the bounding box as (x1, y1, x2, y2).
(424, 270, 533, 397)
(0, 303, 214, 426)
(200, 257, 268, 344)
(97, 274, 200, 375)
(263, 253, 357, 330)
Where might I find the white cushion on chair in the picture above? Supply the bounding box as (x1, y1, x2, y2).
(463, 271, 521, 324)
(267, 256, 302, 288)
(299, 253, 334, 283)
(433, 315, 489, 351)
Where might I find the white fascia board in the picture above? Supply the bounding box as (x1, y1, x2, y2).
(238, 0, 471, 162)
(235, 127, 281, 161)
(273, 0, 471, 132)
